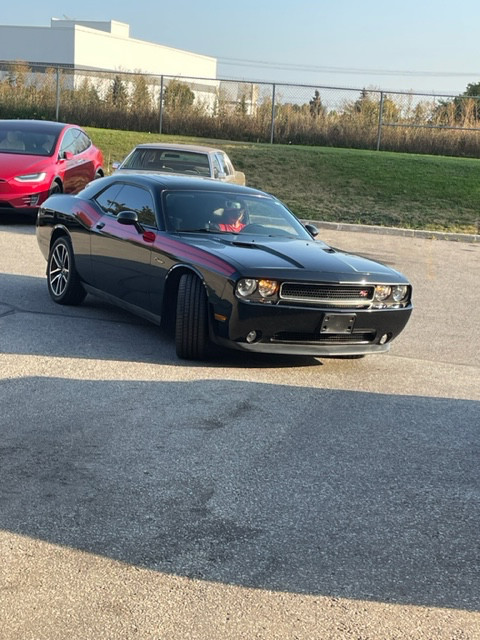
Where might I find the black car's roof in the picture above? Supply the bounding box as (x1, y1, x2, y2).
(90, 172, 266, 196)
(0, 119, 70, 133)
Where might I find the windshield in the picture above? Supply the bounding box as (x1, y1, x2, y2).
(163, 190, 312, 239)
(122, 148, 211, 177)
(0, 122, 60, 156)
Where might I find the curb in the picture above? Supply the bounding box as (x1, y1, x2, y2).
(303, 220, 480, 244)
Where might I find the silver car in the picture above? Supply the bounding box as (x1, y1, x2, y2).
(113, 143, 246, 185)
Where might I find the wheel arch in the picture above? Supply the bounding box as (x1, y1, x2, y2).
(162, 264, 209, 330)
(49, 225, 71, 254)
(50, 176, 63, 192)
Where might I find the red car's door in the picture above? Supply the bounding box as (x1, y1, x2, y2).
(58, 128, 95, 193)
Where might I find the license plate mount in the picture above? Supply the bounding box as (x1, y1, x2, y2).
(320, 313, 356, 334)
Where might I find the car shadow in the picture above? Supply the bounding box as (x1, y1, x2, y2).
(0, 272, 322, 369)
(0, 212, 37, 228)
(1, 376, 478, 612)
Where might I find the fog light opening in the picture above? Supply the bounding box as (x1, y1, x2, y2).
(379, 333, 391, 345)
(246, 330, 260, 343)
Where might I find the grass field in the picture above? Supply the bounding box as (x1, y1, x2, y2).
(86, 127, 480, 234)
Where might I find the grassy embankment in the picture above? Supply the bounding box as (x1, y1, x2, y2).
(86, 127, 480, 234)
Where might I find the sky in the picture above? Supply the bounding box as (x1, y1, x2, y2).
(1, 0, 480, 97)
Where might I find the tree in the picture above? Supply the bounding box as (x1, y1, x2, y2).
(462, 81, 480, 98)
(75, 76, 100, 106)
(457, 82, 480, 121)
(212, 87, 229, 117)
(106, 75, 128, 109)
(130, 73, 152, 113)
(343, 88, 379, 123)
(6, 60, 30, 87)
(343, 88, 399, 123)
(236, 95, 250, 116)
(432, 81, 480, 125)
(381, 94, 400, 122)
(163, 79, 195, 112)
(309, 90, 326, 118)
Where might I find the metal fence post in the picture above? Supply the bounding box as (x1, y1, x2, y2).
(270, 83, 276, 144)
(55, 66, 61, 121)
(159, 75, 164, 134)
(376, 91, 384, 151)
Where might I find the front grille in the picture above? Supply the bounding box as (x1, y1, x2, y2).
(280, 283, 374, 307)
(272, 332, 376, 344)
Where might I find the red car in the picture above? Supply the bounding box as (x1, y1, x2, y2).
(0, 119, 104, 215)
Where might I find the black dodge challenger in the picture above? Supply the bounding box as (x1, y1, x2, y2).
(36, 173, 412, 360)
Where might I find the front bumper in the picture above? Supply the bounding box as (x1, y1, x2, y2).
(0, 185, 49, 211)
(210, 300, 412, 356)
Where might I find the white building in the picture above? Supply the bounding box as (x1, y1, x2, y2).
(0, 18, 219, 105)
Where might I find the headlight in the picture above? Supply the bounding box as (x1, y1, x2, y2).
(235, 278, 279, 300)
(236, 278, 257, 297)
(392, 285, 408, 302)
(14, 172, 47, 183)
(258, 279, 278, 297)
(374, 285, 392, 301)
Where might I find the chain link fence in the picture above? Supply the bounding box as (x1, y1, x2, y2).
(1, 61, 480, 156)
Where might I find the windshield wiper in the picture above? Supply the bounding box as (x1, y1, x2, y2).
(177, 228, 221, 233)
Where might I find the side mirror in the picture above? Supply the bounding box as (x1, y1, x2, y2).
(112, 161, 121, 170)
(304, 223, 319, 237)
(61, 150, 74, 161)
(117, 210, 144, 233)
(213, 168, 226, 179)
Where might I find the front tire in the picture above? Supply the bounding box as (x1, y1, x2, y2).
(49, 181, 62, 196)
(47, 237, 86, 305)
(175, 273, 209, 360)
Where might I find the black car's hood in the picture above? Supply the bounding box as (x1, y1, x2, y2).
(181, 234, 408, 283)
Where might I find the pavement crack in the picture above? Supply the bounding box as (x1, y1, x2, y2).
(0, 303, 140, 326)
(0, 304, 16, 318)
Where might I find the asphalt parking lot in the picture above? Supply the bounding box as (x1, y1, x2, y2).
(1, 216, 479, 639)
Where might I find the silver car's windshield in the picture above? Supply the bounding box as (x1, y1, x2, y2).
(122, 148, 211, 177)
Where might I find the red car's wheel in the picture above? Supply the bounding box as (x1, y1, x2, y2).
(49, 181, 62, 196)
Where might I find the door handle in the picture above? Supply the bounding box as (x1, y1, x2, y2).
(96, 222, 105, 229)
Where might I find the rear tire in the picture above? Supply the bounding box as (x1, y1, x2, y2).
(47, 237, 86, 305)
(175, 273, 209, 360)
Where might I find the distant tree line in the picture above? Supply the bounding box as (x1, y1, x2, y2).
(1, 61, 480, 157)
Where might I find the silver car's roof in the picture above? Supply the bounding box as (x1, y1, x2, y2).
(131, 142, 227, 155)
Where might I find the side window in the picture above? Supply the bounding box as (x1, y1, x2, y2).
(114, 184, 157, 227)
(224, 154, 235, 175)
(123, 150, 146, 169)
(215, 153, 231, 176)
(94, 184, 125, 215)
(59, 129, 77, 156)
(74, 130, 91, 154)
(212, 155, 223, 178)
